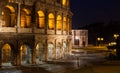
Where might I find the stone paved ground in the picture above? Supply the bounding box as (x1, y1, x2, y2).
(64, 60, 120, 73)
(1, 60, 120, 73)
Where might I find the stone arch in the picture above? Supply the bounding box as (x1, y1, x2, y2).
(5, 5, 15, 13)
(1, 5, 16, 27)
(20, 8, 31, 28)
(47, 42, 54, 61)
(19, 44, 32, 65)
(1, 43, 15, 66)
(37, 10, 45, 28)
(36, 42, 45, 64)
(48, 13, 55, 30)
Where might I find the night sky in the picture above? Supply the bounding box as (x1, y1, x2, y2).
(70, 0, 120, 29)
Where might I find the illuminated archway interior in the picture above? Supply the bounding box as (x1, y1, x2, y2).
(56, 15, 62, 30)
(48, 13, 55, 29)
(20, 8, 31, 28)
(62, 0, 67, 6)
(20, 44, 31, 64)
(1, 5, 15, 27)
(63, 17, 67, 30)
(47, 42, 54, 60)
(36, 43, 44, 64)
(56, 42, 61, 59)
(37, 11, 45, 28)
(2, 43, 12, 66)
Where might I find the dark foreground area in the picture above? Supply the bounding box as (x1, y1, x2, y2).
(1, 60, 120, 73)
(64, 60, 120, 73)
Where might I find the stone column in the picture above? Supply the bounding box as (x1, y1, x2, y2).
(32, 47, 36, 64)
(55, 11, 57, 34)
(0, 46, 2, 67)
(16, 49, 21, 66)
(61, 14, 64, 35)
(44, 39, 48, 62)
(45, 10, 48, 34)
(0, 40, 4, 67)
(54, 39, 57, 60)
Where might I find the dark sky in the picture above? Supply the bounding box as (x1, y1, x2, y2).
(70, 0, 120, 29)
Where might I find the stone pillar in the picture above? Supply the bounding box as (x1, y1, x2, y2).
(0, 46, 2, 67)
(54, 39, 57, 60)
(32, 47, 36, 64)
(55, 11, 57, 34)
(0, 40, 4, 67)
(45, 10, 48, 34)
(16, 49, 21, 66)
(67, 39, 72, 54)
(61, 39, 64, 59)
(61, 14, 64, 35)
(44, 39, 48, 62)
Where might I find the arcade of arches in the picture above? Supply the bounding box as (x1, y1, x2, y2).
(0, 5, 70, 31)
(0, 0, 72, 67)
(0, 37, 70, 66)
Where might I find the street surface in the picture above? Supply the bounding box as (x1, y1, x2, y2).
(0, 50, 111, 73)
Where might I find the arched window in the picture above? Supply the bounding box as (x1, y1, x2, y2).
(63, 17, 67, 30)
(62, 0, 67, 6)
(37, 11, 45, 28)
(20, 8, 31, 28)
(21, 11, 26, 28)
(56, 15, 62, 30)
(48, 13, 55, 29)
(2, 43, 11, 66)
(1, 5, 15, 27)
(20, 44, 31, 64)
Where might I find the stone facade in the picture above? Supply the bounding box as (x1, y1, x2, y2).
(0, 0, 72, 66)
(72, 30, 88, 48)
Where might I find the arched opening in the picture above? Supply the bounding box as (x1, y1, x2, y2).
(63, 17, 67, 30)
(62, 0, 67, 6)
(47, 42, 54, 61)
(20, 44, 31, 65)
(2, 43, 12, 66)
(1, 5, 15, 27)
(68, 18, 71, 32)
(48, 13, 55, 29)
(20, 8, 31, 28)
(37, 10, 45, 28)
(56, 42, 61, 59)
(56, 15, 62, 30)
(36, 43, 44, 64)
(62, 41, 67, 58)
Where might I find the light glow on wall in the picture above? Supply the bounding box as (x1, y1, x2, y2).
(20, 8, 31, 28)
(37, 11, 45, 28)
(56, 15, 62, 30)
(62, 0, 67, 6)
(63, 17, 67, 30)
(48, 13, 55, 29)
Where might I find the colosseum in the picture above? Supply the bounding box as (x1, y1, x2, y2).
(0, 0, 72, 66)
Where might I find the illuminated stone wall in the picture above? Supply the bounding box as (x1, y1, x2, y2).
(0, 0, 72, 66)
(72, 30, 88, 48)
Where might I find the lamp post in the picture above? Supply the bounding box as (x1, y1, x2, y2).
(97, 37, 104, 46)
(113, 34, 119, 40)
